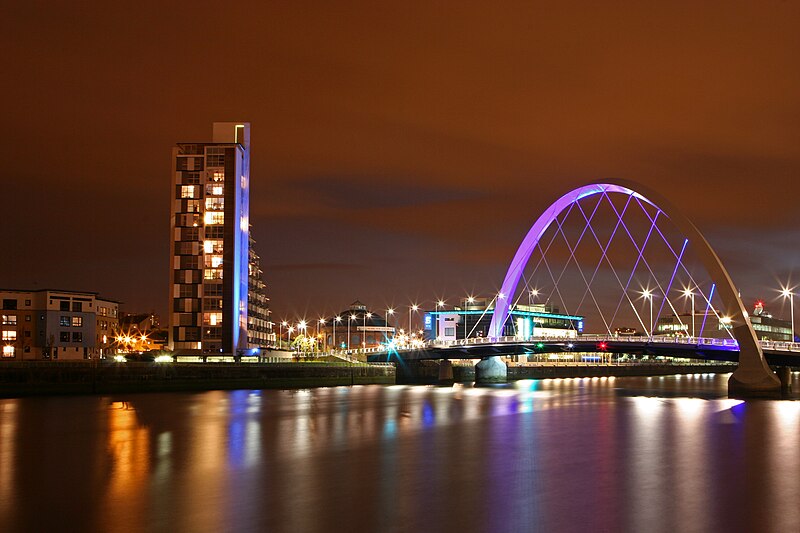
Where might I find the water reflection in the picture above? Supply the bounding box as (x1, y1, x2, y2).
(1, 376, 800, 532)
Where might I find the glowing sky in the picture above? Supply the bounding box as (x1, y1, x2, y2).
(3, 1, 799, 325)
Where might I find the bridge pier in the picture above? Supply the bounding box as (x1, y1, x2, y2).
(475, 356, 507, 384)
(728, 343, 781, 397)
(438, 359, 454, 384)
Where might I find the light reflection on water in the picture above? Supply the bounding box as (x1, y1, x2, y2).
(0, 374, 799, 532)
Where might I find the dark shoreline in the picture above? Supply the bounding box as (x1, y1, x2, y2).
(0, 361, 396, 397)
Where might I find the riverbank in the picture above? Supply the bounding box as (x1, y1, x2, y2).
(0, 361, 396, 397)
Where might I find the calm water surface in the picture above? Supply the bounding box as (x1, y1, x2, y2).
(2, 373, 800, 533)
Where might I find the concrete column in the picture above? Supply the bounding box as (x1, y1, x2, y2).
(777, 366, 792, 391)
(475, 356, 507, 383)
(438, 359, 454, 384)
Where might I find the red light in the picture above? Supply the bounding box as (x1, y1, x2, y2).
(598, 342, 607, 351)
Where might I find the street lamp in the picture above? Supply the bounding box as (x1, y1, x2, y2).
(529, 289, 539, 305)
(363, 312, 372, 351)
(682, 288, 695, 338)
(348, 313, 356, 351)
(782, 287, 795, 342)
(318, 318, 326, 351)
(333, 316, 342, 352)
(287, 326, 295, 346)
(280, 320, 288, 349)
(465, 296, 475, 339)
(642, 289, 653, 338)
(409, 304, 418, 333)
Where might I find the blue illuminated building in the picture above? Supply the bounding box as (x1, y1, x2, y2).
(424, 297, 583, 341)
(168, 122, 254, 354)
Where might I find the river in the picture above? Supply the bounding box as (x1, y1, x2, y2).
(1, 373, 799, 532)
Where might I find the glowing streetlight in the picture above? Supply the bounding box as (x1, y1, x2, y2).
(318, 318, 326, 350)
(529, 289, 539, 305)
(348, 313, 356, 351)
(682, 288, 695, 338)
(280, 320, 288, 349)
(465, 296, 475, 339)
(409, 304, 418, 333)
(641, 289, 653, 338)
(333, 316, 342, 352)
(782, 287, 795, 342)
(363, 312, 372, 351)
(288, 326, 295, 346)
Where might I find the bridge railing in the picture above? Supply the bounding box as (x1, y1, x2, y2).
(373, 334, 800, 354)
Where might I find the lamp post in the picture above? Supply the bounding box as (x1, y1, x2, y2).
(363, 312, 372, 351)
(280, 320, 287, 349)
(642, 290, 653, 338)
(348, 314, 356, 351)
(385, 308, 394, 343)
(318, 318, 326, 352)
(334, 316, 341, 352)
(683, 288, 695, 338)
(465, 296, 475, 340)
(782, 287, 795, 342)
(529, 289, 539, 305)
(288, 326, 295, 347)
(409, 304, 418, 334)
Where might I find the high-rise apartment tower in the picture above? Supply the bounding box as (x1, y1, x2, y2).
(168, 122, 251, 354)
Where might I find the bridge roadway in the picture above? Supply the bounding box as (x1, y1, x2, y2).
(365, 335, 800, 367)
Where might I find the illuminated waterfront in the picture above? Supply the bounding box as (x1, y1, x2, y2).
(1, 375, 800, 532)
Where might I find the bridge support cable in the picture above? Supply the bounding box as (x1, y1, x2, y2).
(549, 198, 614, 335)
(571, 194, 634, 333)
(631, 196, 736, 340)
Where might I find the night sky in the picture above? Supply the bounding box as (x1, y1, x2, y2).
(3, 2, 800, 326)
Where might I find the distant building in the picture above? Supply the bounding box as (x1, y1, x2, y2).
(1, 289, 119, 361)
(654, 300, 792, 341)
(118, 312, 167, 351)
(425, 297, 584, 341)
(247, 235, 274, 349)
(168, 122, 253, 354)
(318, 301, 395, 351)
(748, 300, 792, 341)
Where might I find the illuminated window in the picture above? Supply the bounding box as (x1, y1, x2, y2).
(60, 316, 70, 327)
(72, 316, 82, 327)
(181, 185, 196, 199)
(1, 315, 16, 325)
(203, 240, 223, 254)
(205, 198, 224, 211)
(204, 255, 223, 268)
(2, 345, 14, 358)
(211, 171, 225, 182)
(204, 269, 223, 280)
(186, 200, 202, 213)
(206, 184, 224, 196)
(204, 212, 224, 225)
(241, 175, 247, 189)
(204, 312, 223, 326)
(1, 330, 15, 341)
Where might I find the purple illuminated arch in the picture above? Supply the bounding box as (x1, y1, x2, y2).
(489, 179, 779, 392)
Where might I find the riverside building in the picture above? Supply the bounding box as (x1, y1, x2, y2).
(1, 289, 119, 360)
(169, 122, 270, 354)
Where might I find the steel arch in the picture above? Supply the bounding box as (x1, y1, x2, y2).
(488, 179, 779, 393)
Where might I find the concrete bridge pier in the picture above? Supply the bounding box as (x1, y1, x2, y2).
(728, 341, 781, 397)
(475, 356, 507, 384)
(777, 366, 792, 391)
(438, 359, 454, 384)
